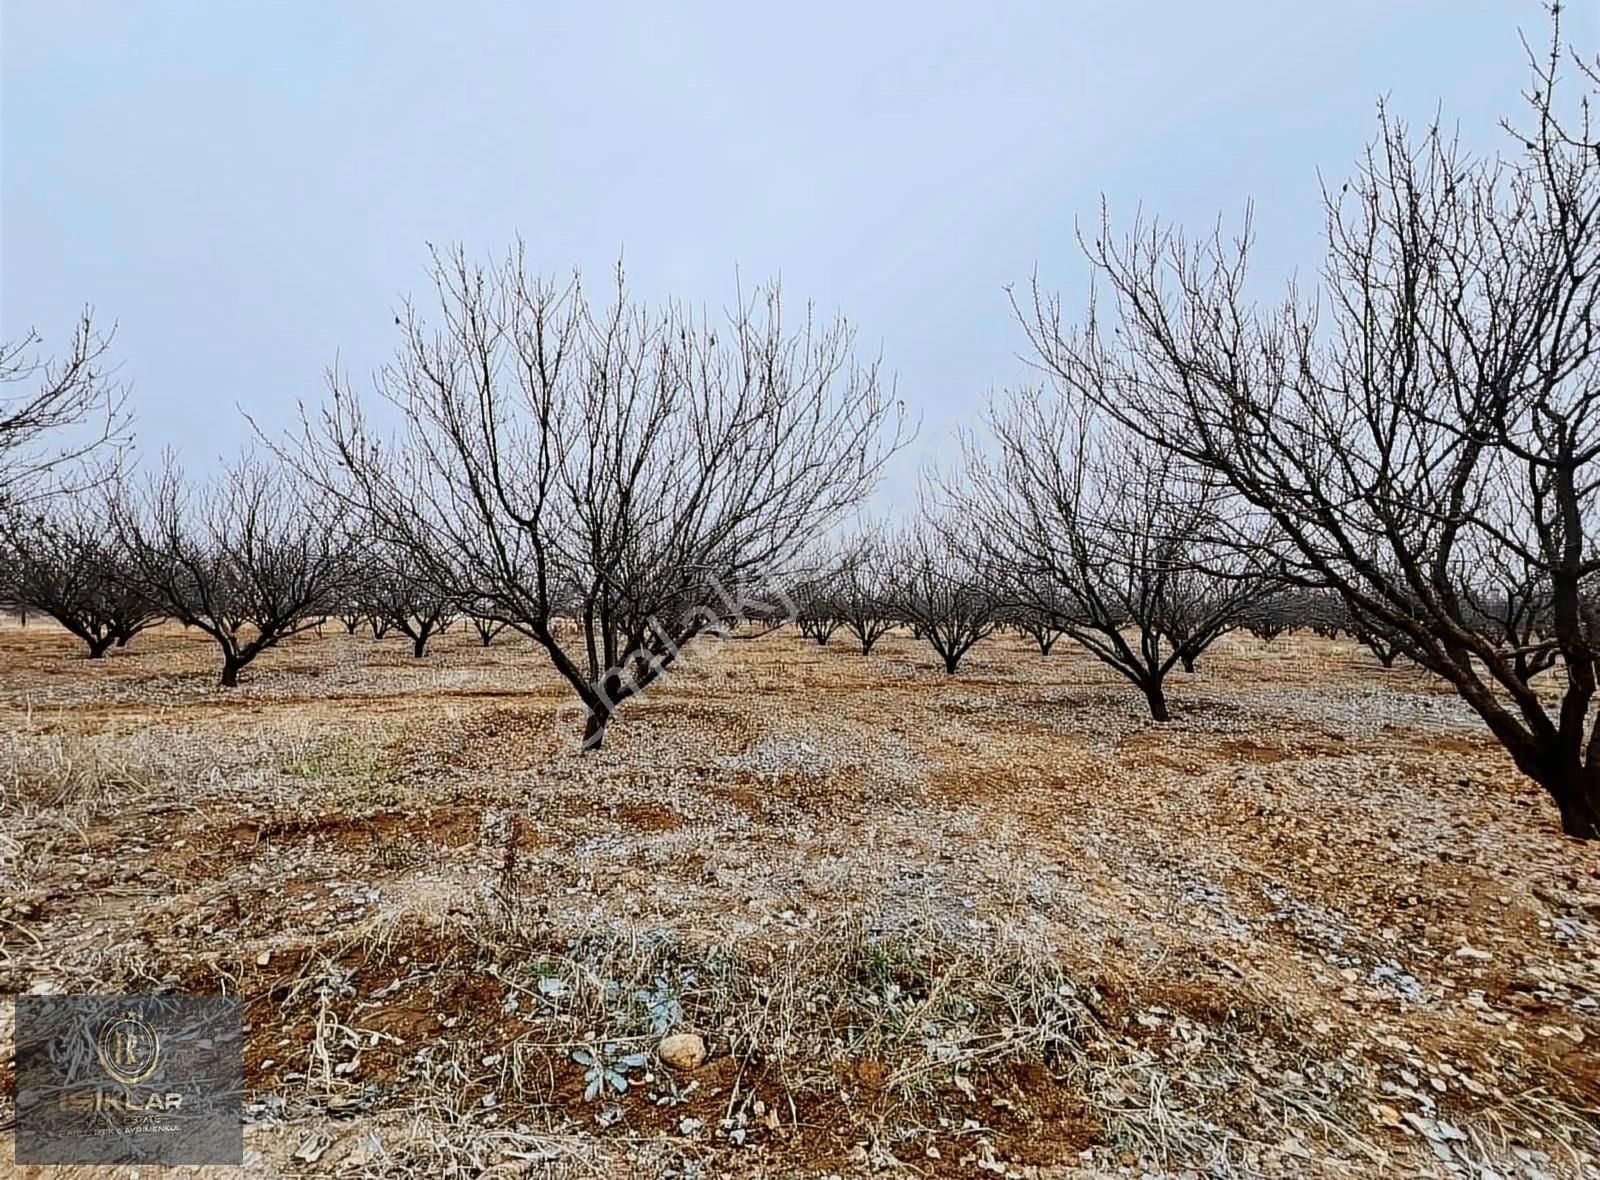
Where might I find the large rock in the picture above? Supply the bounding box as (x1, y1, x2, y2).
(657, 1032, 707, 1071)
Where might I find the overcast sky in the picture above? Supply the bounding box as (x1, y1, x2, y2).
(1, 1, 1580, 504)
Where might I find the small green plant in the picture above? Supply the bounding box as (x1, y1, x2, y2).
(523, 957, 568, 1001)
(571, 1042, 648, 1102)
(854, 939, 930, 1001)
(278, 735, 402, 808)
(635, 974, 686, 1035)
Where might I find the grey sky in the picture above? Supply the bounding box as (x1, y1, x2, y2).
(1, 2, 1577, 504)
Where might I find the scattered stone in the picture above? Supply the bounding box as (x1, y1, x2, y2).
(658, 1032, 707, 1071)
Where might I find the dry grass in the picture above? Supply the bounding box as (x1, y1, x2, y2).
(1, 618, 1597, 1177)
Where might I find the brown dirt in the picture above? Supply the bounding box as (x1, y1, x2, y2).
(1, 620, 1597, 1178)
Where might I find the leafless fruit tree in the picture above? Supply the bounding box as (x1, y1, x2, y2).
(961, 389, 1273, 720)
(118, 455, 354, 686)
(1024, 18, 1600, 835)
(366, 541, 458, 657)
(0, 493, 159, 657)
(1241, 609, 1290, 644)
(882, 519, 1003, 674)
(327, 553, 381, 634)
(468, 608, 511, 647)
(1009, 604, 1069, 657)
(1350, 615, 1407, 669)
(794, 562, 846, 646)
(295, 247, 907, 748)
(834, 529, 898, 656)
(0, 310, 129, 507)
(1239, 589, 1347, 643)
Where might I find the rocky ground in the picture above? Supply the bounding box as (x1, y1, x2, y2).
(1, 619, 1597, 1179)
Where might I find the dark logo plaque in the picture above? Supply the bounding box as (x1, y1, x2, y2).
(14, 995, 243, 1165)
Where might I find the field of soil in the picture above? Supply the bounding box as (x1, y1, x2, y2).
(2, 620, 1598, 1178)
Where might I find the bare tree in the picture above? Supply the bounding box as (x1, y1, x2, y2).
(468, 607, 511, 647)
(1254, 588, 1348, 642)
(835, 529, 898, 656)
(328, 552, 381, 634)
(882, 519, 1002, 674)
(293, 248, 908, 748)
(1160, 560, 1273, 673)
(960, 388, 1272, 720)
(366, 541, 458, 657)
(0, 310, 129, 506)
(118, 454, 354, 686)
(1350, 614, 1407, 669)
(1009, 604, 1069, 656)
(1025, 15, 1600, 835)
(0, 492, 159, 658)
(794, 562, 846, 646)
(1241, 608, 1290, 644)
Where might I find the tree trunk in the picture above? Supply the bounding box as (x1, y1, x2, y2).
(1143, 680, 1170, 722)
(1555, 786, 1600, 840)
(943, 652, 960, 674)
(88, 636, 114, 659)
(581, 709, 608, 751)
(412, 634, 429, 658)
(1180, 652, 1197, 673)
(220, 656, 241, 687)
(1537, 763, 1600, 841)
